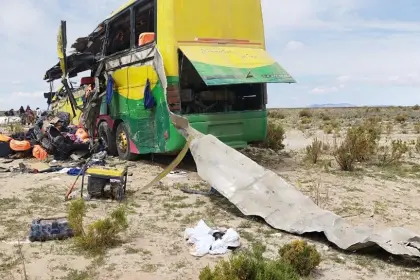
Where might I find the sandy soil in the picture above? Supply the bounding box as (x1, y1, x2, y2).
(0, 107, 420, 280)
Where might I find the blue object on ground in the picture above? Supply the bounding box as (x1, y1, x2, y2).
(29, 218, 73, 242)
(67, 168, 82, 176)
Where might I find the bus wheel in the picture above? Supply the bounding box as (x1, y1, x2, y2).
(116, 122, 138, 160)
(98, 121, 117, 156)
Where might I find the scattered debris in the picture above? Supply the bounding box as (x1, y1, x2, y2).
(167, 170, 187, 178)
(184, 220, 240, 257)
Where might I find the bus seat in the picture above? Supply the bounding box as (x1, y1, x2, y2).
(80, 77, 95, 86)
(138, 32, 155, 46)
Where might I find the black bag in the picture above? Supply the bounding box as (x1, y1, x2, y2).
(0, 141, 12, 158)
(56, 112, 71, 128)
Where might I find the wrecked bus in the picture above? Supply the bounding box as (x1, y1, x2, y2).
(43, 0, 295, 160)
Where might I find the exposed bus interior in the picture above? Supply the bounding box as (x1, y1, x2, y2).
(134, 1, 155, 46)
(178, 51, 265, 115)
(104, 1, 156, 55)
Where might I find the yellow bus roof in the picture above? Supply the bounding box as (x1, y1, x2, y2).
(106, 0, 136, 20)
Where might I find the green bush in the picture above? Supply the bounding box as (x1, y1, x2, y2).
(300, 117, 311, 124)
(268, 110, 286, 119)
(68, 199, 86, 236)
(199, 243, 300, 280)
(68, 199, 128, 254)
(7, 123, 24, 134)
(319, 112, 331, 121)
(305, 138, 323, 164)
(333, 121, 381, 171)
(333, 141, 356, 171)
(262, 120, 285, 151)
(200, 241, 321, 280)
(377, 139, 409, 166)
(416, 137, 420, 154)
(299, 109, 312, 118)
(414, 123, 420, 134)
(395, 114, 407, 123)
(279, 240, 321, 276)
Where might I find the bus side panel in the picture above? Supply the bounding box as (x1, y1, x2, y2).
(109, 64, 171, 154)
(165, 110, 268, 152)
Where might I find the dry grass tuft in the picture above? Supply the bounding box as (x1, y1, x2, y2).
(68, 199, 128, 254)
(262, 120, 285, 151)
(305, 138, 323, 164)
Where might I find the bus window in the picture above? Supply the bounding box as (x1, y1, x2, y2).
(106, 10, 131, 56)
(134, 0, 155, 47)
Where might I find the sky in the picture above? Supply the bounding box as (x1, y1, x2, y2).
(0, 0, 419, 109)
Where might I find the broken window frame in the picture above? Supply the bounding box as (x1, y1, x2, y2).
(100, 0, 157, 61)
(104, 10, 132, 57)
(133, 0, 156, 49)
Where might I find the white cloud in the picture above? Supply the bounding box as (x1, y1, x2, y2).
(285, 41, 304, 51)
(310, 85, 344, 94)
(335, 73, 420, 87)
(262, 0, 420, 32)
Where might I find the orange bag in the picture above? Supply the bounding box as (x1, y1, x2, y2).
(0, 134, 11, 142)
(138, 32, 155, 46)
(75, 128, 89, 140)
(9, 139, 31, 151)
(33, 145, 48, 161)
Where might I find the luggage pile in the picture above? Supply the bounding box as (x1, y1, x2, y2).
(0, 111, 91, 161)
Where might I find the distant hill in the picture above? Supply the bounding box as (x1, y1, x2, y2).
(309, 103, 356, 108)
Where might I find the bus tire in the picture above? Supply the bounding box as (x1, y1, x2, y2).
(98, 121, 117, 156)
(115, 122, 138, 161)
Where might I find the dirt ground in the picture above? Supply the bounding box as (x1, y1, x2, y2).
(1, 107, 420, 280)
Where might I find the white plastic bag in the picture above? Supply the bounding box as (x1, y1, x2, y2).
(209, 228, 240, 255)
(190, 234, 215, 257)
(184, 220, 241, 257)
(184, 219, 212, 243)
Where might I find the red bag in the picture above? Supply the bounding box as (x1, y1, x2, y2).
(33, 145, 48, 160)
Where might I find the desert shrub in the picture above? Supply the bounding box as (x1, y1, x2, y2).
(268, 110, 286, 119)
(386, 123, 393, 135)
(68, 199, 128, 254)
(305, 138, 323, 164)
(413, 104, 420, 110)
(414, 123, 420, 134)
(363, 117, 382, 140)
(347, 124, 379, 161)
(300, 117, 311, 124)
(395, 114, 407, 123)
(7, 123, 24, 134)
(299, 109, 312, 118)
(262, 120, 285, 151)
(319, 112, 331, 121)
(323, 120, 340, 134)
(377, 140, 409, 166)
(333, 121, 380, 170)
(323, 125, 333, 134)
(415, 137, 420, 153)
(279, 240, 321, 277)
(333, 141, 356, 171)
(199, 243, 300, 280)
